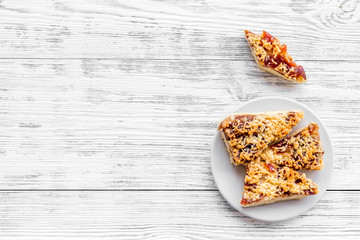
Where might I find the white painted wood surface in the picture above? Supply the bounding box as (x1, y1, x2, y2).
(0, 0, 359, 238)
(0, 191, 359, 239)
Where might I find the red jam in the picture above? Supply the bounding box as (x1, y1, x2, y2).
(244, 182, 257, 188)
(262, 30, 275, 42)
(241, 194, 264, 205)
(241, 198, 249, 205)
(259, 30, 306, 80)
(303, 189, 316, 195)
(267, 163, 276, 173)
(294, 65, 306, 79)
(308, 123, 317, 134)
(295, 179, 303, 184)
(273, 140, 288, 153)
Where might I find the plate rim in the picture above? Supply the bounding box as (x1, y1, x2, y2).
(210, 96, 334, 222)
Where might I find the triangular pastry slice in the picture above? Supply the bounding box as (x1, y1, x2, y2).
(244, 30, 306, 83)
(241, 160, 319, 207)
(218, 111, 304, 165)
(260, 123, 324, 170)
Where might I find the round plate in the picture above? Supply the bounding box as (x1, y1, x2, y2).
(211, 96, 333, 222)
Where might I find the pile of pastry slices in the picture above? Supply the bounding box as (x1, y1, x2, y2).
(218, 111, 324, 207)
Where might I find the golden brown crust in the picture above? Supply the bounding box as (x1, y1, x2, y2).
(241, 160, 319, 207)
(244, 30, 306, 83)
(260, 123, 324, 170)
(218, 111, 304, 165)
(241, 194, 306, 207)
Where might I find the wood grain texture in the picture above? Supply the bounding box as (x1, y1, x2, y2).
(0, 59, 358, 190)
(0, 0, 359, 60)
(0, 191, 359, 239)
(0, 0, 359, 238)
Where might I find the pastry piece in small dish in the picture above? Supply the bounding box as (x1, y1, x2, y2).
(218, 111, 304, 165)
(244, 30, 306, 83)
(260, 123, 324, 170)
(241, 160, 319, 207)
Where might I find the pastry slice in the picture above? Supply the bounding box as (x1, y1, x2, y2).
(244, 30, 306, 83)
(260, 123, 324, 170)
(241, 160, 319, 207)
(218, 111, 304, 165)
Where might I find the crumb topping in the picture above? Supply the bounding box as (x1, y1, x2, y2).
(244, 30, 306, 82)
(218, 111, 304, 165)
(260, 123, 324, 170)
(241, 160, 319, 206)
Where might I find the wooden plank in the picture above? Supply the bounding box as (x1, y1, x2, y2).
(0, 59, 358, 190)
(0, 191, 358, 239)
(0, 0, 359, 60)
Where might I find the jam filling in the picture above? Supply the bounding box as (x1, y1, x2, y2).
(273, 140, 289, 153)
(241, 193, 264, 205)
(308, 123, 318, 134)
(266, 163, 276, 173)
(303, 189, 316, 195)
(259, 30, 306, 80)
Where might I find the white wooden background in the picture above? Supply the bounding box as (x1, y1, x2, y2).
(0, 0, 359, 239)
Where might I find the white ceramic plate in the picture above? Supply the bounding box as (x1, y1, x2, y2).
(211, 96, 333, 222)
